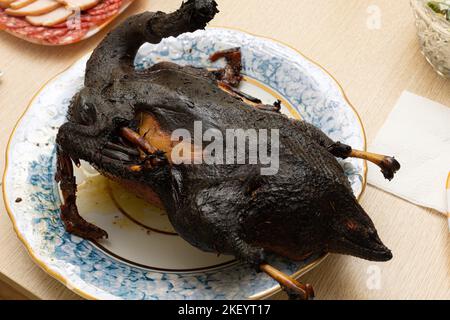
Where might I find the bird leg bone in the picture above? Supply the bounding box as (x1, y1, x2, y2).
(210, 47, 243, 87)
(212, 47, 252, 102)
(55, 149, 108, 240)
(119, 127, 168, 170)
(328, 142, 401, 180)
(254, 100, 282, 113)
(217, 81, 262, 103)
(259, 263, 315, 300)
(211, 48, 282, 112)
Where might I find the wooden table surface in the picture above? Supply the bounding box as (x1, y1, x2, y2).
(0, 0, 449, 300)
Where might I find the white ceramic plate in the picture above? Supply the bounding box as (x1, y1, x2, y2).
(3, 28, 367, 300)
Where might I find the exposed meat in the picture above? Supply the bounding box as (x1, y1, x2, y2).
(0, 0, 124, 45)
(5, 0, 60, 17)
(55, 0, 400, 299)
(86, 0, 119, 15)
(26, 7, 74, 26)
(57, 0, 100, 11)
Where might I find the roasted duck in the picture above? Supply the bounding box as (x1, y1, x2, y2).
(55, 0, 400, 300)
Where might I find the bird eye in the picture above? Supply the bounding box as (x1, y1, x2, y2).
(346, 220, 357, 231)
(78, 103, 97, 126)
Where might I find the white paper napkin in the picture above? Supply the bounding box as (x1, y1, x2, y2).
(367, 91, 450, 214)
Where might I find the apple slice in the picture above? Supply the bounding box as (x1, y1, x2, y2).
(56, 0, 99, 11)
(5, 0, 60, 16)
(26, 6, 73, 26)
(10, 0, 36, 9)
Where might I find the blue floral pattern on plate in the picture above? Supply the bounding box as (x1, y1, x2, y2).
(3, 28, 365, 300)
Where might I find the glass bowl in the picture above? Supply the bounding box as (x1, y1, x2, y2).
(411, 0, 450, 78)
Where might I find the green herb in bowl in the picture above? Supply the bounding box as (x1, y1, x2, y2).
(411, 0, 450, 77)
(427, 0, 450, 21)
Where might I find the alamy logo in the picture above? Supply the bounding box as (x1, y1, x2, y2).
(366, 265, 382, 290)
(367, 5, 382, 30)
(170, 121, 280, 176)
(66, 7, 81, 30)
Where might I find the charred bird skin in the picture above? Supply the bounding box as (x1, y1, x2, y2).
(55, 0, 401, 299)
